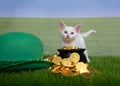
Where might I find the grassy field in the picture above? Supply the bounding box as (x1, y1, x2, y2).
(0, 56, 120, 86)
(0, 17, 120, 86)
(0, 17, 120, 56)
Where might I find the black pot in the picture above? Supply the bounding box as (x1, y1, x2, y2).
(57, 49, 87, 63)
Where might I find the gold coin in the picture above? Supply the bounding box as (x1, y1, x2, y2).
(52, 56, 62, 65)
(70, 53, 80, 64)
(51, 65, 61, 73)
(63, 46, 76, 50)
(61, 58, 72, 67)
(75, 62, 88, 71)
(79, 68, 89, 74)
(61, 68, 73, 76)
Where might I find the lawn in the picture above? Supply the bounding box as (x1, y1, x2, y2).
(0, 56, 120, 86)
(0, 17, 120, 56)
(0, 17, 120, 86)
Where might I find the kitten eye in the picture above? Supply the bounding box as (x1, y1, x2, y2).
(64, 31, 67, 34)
(71, 32, 74, 35)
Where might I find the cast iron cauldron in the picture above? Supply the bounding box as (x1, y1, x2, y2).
(57, 49, 87, 63)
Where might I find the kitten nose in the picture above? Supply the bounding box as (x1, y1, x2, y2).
(67, 35, 70, 38)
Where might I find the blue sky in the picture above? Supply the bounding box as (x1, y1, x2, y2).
(0, 0, 120, 18)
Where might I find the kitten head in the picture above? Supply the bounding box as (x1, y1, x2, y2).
(60, 20, 81, 42)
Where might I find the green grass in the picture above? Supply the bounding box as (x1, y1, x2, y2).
(0, 17, 120, 86)
(0, 56, 120, 86)
(0, 17, 120, 56)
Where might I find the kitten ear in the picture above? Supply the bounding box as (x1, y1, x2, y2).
(60, 20, 66, 30)
(74, 24, 81, 33)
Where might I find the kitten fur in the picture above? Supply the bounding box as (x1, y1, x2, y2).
(60, 20, 96, 62)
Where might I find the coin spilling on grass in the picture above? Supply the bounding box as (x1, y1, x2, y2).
(75, 62, 88, 71)
(44, 46, 94, 77)
(61, 58, 73, 67)
(52, 55, 62, 65)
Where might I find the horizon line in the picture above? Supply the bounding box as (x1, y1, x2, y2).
(0, 16, 120, 19)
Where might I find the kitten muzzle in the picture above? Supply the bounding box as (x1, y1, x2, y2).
(66, 35, 70, 39)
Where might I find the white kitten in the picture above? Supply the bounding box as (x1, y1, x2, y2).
(60, 20, 96, 62)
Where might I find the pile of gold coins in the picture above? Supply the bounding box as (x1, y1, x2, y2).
(44, 46, 94, 77)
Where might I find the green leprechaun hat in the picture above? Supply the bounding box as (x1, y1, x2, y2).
(0, 32, 52, 72)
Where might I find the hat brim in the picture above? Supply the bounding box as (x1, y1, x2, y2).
(0, 60, 53, 72)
